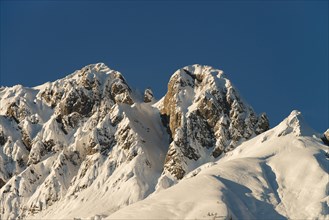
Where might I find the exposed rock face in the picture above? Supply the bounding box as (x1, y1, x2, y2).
(144, 88, 154, 103)
(159, 65, 270, 181)
(21, 129, 32, 151)
(325, 129, 329, 139)
(321, 129, 329, 146)
(0, 129, 6, 145)
(40, 63, 133, 117)
(0, 63, 269, 219)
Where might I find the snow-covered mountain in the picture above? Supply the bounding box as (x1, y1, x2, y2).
(107, 110, 329, 219)
(0, 63, 327, 219)
(157, 65, 269, 189)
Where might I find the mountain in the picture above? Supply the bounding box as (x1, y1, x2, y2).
(0, 63, 169, 219)
(107, 110, 329, 220)
(0, 63, 326, 219)
(156, 65, 269, 189)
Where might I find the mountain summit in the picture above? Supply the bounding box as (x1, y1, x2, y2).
(157, 64, 269, 187)
(0, 63, 326, 219)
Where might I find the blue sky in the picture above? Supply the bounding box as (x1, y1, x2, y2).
(0, 1, 328, 132)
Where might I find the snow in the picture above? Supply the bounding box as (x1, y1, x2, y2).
(20, 100, 170, 219)
(0, 62, 327, 220)
(121, 102, 169, 171)
(107, 110, 329, 220)
(152, 96, 164, 110)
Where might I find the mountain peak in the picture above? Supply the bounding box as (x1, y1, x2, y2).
(159, 64, 270, 182)
(0, 62, 271, 219)
(276, 110, 316, 137)
(169, 64, 225, 88)
(78, 62, 111, 74)
(182, 64, 224, 77)
(62, 63, 113, 83)
(286, 110, 303, 125)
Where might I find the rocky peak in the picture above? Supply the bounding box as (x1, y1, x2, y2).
(162, 65, 228, 135)
(39, 63, 133, 112)
(158, 64, 270, 182)
(144, 88, 154, 103)
(276, 110, 316, 137)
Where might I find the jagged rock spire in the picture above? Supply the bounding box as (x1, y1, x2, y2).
(158, 64, 269, 181)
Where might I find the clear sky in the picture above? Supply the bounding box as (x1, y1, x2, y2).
(0, 1, 328, 132)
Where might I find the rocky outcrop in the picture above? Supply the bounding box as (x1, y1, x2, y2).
(321, 129, 329, 146)
(160, 65, 269, 180)
(21, 129, 32, 151)
(0, 129, 6, 146)
(144, 88, 154, 103)
(40, 63, 134, 118)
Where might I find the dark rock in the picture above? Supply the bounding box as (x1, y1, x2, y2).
(97, 128, 116, 152)
(40, 88, 63, 108)
(144, 88, 154, 103)
(0, 178, 5, 188)
(160, 114, 172, 142)
(59, 89, 94, 117)
(22, 130, 32, 151)
(187, 110, 216, 149)
(0, 129, 7, 145)
(17, 158, 25, 167)
(43, 139, 55, 151)
(164, 148, 186, 180)
(5, 103, 20, 123)
(321, 129, 329, 146)
(256, 113, 270, 134)
(110, 81, 133, 105)
(55, 115, 68, 135)
(212, 147, 223, 158)
(117, 125, 133, 150)
(61, 112, 83, 130)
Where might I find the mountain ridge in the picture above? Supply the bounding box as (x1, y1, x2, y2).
(0, 63, 327, 219)
(106, 110, 328, 220)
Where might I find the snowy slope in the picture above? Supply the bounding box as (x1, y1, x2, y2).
(107, 111, 329, 220)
